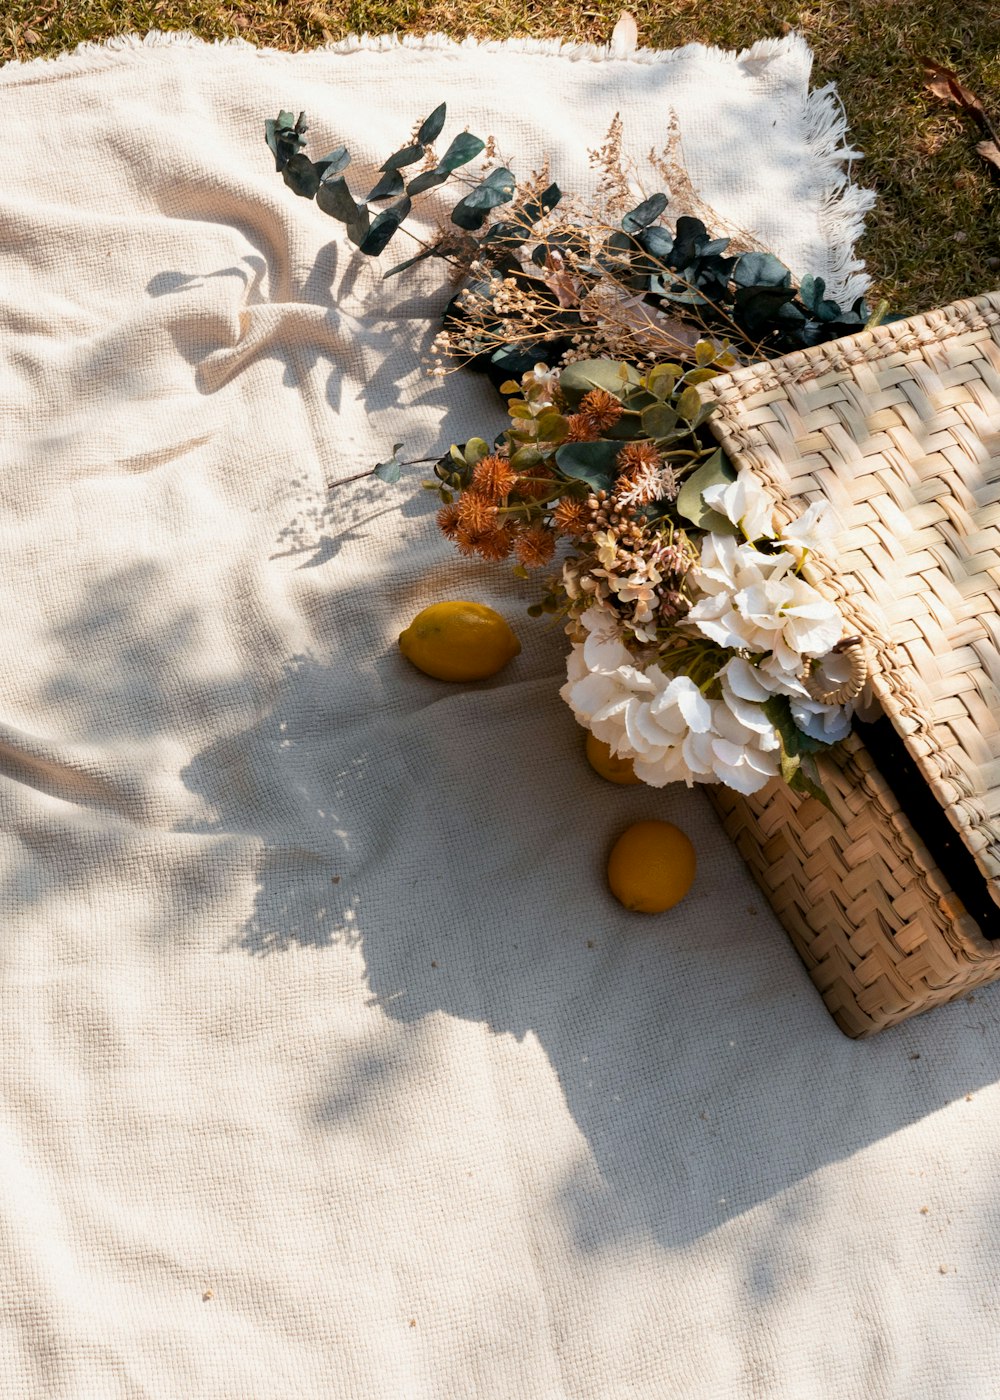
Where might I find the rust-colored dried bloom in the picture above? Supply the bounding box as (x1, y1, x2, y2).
(578, 388, 624, 432)
(515, 525, 557, 568)
(616, 440, 663, 474)
(437, 503, 462, 540)
(552, 498, 590, 537)
(454, 526, 480, 557)
(564, 413, 599, 443)
(514, 465, 556, 502)
(471, 453, 519, 502)
(474, 525, 517, 561)
(457, 490, 498, 535)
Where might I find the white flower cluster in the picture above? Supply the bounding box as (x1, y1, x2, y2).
(560, 472, 855, 795)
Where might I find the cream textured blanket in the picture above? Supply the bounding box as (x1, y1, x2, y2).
(1, 29, 997, 1400)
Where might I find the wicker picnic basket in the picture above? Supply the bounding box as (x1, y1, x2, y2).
(700, 291, 1000, 1037)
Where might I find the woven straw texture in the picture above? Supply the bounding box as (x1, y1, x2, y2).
(703, 292, 1000, 1035)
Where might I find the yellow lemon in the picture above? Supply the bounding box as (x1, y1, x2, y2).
(398, 600, 520, 682)
(606, 820, 696, 914)
(585, 732, 643, 786)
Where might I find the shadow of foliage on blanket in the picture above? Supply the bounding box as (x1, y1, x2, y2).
(26, 453, 996, 1264)
(146, 249, 486, 440)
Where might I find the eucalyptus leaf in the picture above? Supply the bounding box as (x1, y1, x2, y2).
(436, 132, 486, 174)
(359, 197, 411, 255)
(519, 183, 562, 225)
(451, 168, 516, 230)
(675, 449, 738, 533)
(418, 103, 447, 145)
(382, 245, 440, 279)
(554, 439, 622, 491)
(366, 169, 405, 202)
(621, 192, 668, 233)
(733, 250, 792, 289)
(374, 444, 405, 484)
(281, 153, 323, 199)
(374, 459, 402, 483)
(558, 359, 640, 407)
(640, 403, 680, 439)
(318, 146, 351, 175)
(463, 437, 490, 466)
(406, 168, 450, 196)
(316, 175, 360, 223)
(676, 385, 704, 421)
(637, 225, 674, 261)
(380, 144, 425, 173)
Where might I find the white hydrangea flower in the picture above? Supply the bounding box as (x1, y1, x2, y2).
(685, 532, 843, 669)
(702, 472, 776, 542)
(779, 499, 833, 565)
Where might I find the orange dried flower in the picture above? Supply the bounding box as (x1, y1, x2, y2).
(456, 490, 498, 534)
(454, 526, 479, 556)
(514, 465, 556, 502)
(471, 454, 519, 502)
(564, 413, 599, 443)
(515, 526, 556, 568)
(436, 503, 462, 540)
(552, 498, 590, 537)
(578, 388, 623, 432)
(474, 525, 517, 561)
(616, 440, 663, 474)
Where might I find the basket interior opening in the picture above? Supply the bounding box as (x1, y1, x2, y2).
(855, 713, 1000, 941)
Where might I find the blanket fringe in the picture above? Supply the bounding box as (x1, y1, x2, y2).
(803, 81, 876, 308)
(2, 25, 816, 75)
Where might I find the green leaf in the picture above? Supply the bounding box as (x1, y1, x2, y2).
(450, 168, 516, 230)
(374, 443, 405, 484)
(382, 245, 440, 279)
(436, 131, 486, 174)
(621, 192, 668, 233)
(732, 251, 792, 289)
(359, 197, 411, 255)
(637, 225, 674, 260)
(366, 169, 405, 202)
(683, 367, 718, 385)
(558, 359, 641, 408)
(675, 449, 738, 533)
(676, 385, 704, 421)
(316, 175, 360, 223)
(406, 168, 450, 196)
(518, 183, 562, 226)
(645, 364, 680, 399)
(281, 154, 323, 199)
(640, 403, 680, 439)
(509, 446, 543, 471)
(534, 411, 569, 441)
(318, 146, 351, 175)
(380, 144, 425, 173)
(345, 206, 371, 247)
(463, 437, 490, 466)
(554, 439, 622, 492)
(418, 103, 447, 144)
(265, 110, 307, 171)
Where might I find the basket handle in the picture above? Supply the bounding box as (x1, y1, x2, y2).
(800, 636, 867, 706)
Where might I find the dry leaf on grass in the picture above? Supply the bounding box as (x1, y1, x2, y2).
(920, 56, 1000, 177)
(976, 140, 1000, 175)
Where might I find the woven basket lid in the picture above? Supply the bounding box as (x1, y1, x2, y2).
(701, 291, 1000, 905)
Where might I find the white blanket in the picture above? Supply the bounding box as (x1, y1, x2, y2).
(2, 29, 996, 1400)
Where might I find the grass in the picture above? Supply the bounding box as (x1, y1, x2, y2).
(3, 0, 999, 314)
